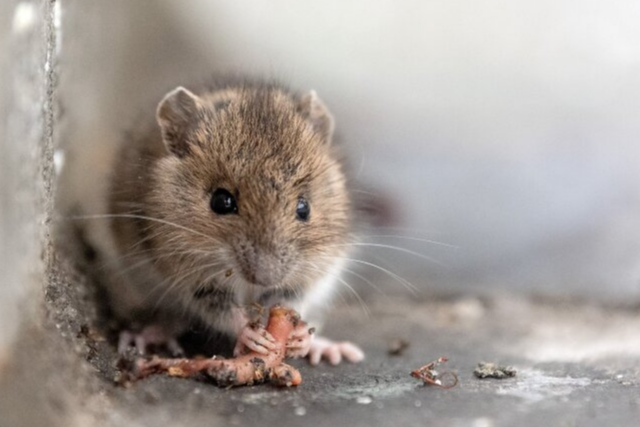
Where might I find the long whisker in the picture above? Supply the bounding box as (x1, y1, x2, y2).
(360, 225, 448, 236)
(338, 263, 384, 294)
(327, 243, 447, 267)
(307, 262, 371, 318)
(332, 256, 419, 295)
(150, 261, 227, 311)
(105, 248, 220, 278)
(359, 235, 459, 249)
(65, 213, 215, 242)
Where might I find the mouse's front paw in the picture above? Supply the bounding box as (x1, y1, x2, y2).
(117, 325, 183, 357)
(233, 323, 277, 356)
(308, 336, 364, 366)
(286, 323, 315, 359)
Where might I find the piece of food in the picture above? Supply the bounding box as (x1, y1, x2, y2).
(411, 356, 458, 389)
(473, 362, 516, 379)
(129, 305, 303, 387)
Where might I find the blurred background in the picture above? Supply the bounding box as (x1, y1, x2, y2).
(60, 0, 640, 302)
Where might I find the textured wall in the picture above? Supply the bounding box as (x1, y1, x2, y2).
(0, 2, 88, 426)
(0, 0, 56, 367)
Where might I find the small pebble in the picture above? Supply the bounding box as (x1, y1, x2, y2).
(294, 407, 307, 416)
(474, 362, 516, 379)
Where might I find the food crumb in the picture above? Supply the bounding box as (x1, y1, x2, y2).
(473, 362, 516, 379)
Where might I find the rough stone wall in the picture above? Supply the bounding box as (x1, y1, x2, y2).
(0, 2, 100, 426)
(0, 0, 56, 369)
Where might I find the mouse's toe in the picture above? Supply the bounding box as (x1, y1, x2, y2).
(308, 336, 364, 366)
(286, 323, 314, 358)
(233, 323, 277, 356)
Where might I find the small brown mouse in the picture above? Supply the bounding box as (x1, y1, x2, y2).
(101, 79, 364, 365)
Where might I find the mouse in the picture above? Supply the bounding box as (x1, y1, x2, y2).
(99, 78, 364, 365)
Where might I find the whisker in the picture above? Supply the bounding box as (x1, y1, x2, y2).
(338, 263, 384, 294)
(307, 262, 371, 318)
(150, 261, 227, 311)
(65, 213, 216, 243)
(361, 225, 448, 236)
(332, 256, 419, 295)
(105, 248, 220, 278)
(328, 243, 447, 267)
(359, 234, 459, 249)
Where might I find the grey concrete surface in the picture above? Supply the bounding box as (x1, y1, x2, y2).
(105, 294, 640, 427)
(5, 256, 640, 427)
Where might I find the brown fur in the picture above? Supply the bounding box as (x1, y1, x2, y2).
(106, 80, 351, 334)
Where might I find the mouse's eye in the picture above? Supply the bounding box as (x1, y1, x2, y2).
(211, 188, 238, 215)
(296, 197, 310, 222)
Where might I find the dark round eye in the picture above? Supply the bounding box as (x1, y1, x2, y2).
(296, 197, 310, 221)
(211, 188, 238, 215)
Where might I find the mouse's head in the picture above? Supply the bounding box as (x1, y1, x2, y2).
(148, 83, 351, 301)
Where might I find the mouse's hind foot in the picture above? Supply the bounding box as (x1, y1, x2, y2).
(118, 324, 184, 357)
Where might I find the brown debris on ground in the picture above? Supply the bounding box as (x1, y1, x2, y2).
(122, 305, 304, 387)
(473, 362, 517, 379)
(410, 356, 458, 389)
(387, 339, 410, 356)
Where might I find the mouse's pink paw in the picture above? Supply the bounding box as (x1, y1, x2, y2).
(308, 336, 364, 366)
(286, 323, 315, 359)
(233, 323, 277, 356)
(118, 325, 183, 357)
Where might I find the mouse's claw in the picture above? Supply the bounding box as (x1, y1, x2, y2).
(233, 323, 277, 356)
(117, 325, 183, 357)
(308, 336, 364, 366)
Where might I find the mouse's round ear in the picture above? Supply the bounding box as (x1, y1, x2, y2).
(156, 86, 202, 157)
(298, 90, 335, 143)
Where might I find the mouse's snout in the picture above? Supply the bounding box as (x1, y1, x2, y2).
(238, 245, 291, 288)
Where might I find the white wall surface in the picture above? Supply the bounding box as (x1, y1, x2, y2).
(62, 1, 640, 300)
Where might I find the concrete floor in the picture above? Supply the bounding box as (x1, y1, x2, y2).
(99, 295, 640, 427)
(1, 253, 640, 427)
(8, 255, 636, 427)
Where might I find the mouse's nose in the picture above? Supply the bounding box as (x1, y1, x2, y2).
(240, 248, 288, 287)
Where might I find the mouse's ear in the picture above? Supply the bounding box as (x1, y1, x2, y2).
(156, 86, 202, 157)
(298, 90, 335, 143)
